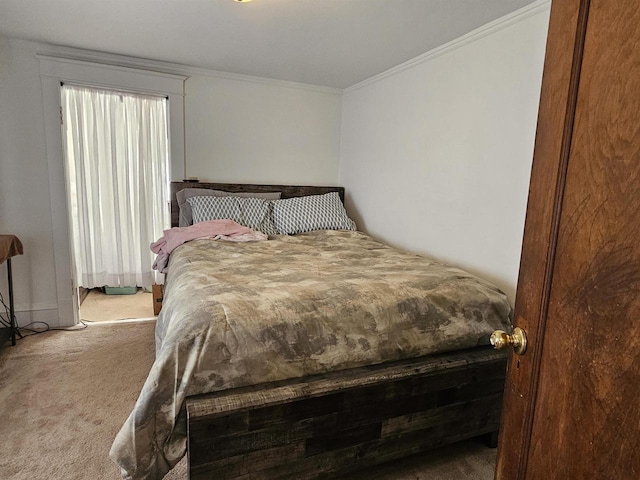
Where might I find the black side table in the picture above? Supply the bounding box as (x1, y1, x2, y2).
(0, 234, 23, 346)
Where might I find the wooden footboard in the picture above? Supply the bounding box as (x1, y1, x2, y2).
(186, 346, 506, 480)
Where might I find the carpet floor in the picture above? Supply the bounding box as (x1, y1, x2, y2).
(81, 289, 155, 322)
(0, 321, 496, 480)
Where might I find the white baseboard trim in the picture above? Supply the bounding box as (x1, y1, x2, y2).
(15, 302, 58, 312)
(81, 317, 157, 325)
(14, 308, 60, 329)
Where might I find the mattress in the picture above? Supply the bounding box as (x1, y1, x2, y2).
(110, 230, 511, 480)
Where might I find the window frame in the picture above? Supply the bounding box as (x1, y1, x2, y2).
(39, 55, 186, 326)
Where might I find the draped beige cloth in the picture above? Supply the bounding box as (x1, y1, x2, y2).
(0, 235, 23, 264)
(110, 230, 511, 479)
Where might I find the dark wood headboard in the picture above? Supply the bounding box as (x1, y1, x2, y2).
(170, 182, 345, 227)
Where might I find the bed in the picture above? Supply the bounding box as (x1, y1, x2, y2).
(110, 182, 511, 480)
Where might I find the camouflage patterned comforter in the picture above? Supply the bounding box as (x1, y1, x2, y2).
(110, 230, 511, 479)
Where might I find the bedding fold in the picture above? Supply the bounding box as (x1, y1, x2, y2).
(150, 219, 266, 273)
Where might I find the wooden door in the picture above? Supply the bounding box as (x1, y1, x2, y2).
(495, 0, 640, 478)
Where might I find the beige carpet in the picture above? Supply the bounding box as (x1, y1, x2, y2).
(0, 321, 496, 480)
(81, 289, 155, 322)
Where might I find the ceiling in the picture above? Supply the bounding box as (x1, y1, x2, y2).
(0, 0, 538, 89)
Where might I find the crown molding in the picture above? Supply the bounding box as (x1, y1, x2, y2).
(182, 66, 342, 96)
(31, 0, 549, 97)
(35, 43, 342, 96)
(344, 0, 551, 94)
(36, 54, 187, 81)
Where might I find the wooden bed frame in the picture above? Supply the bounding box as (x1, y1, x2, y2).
(169, 181, 506, 479)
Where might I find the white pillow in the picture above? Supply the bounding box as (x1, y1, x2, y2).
(273, 192, 356, 234)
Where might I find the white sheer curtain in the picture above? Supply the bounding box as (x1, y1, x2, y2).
(61, 84, 169, 288)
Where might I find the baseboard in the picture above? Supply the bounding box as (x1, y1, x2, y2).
(14, 308, 60, 329)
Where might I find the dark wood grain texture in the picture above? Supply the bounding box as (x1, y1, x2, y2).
(497, 0, 640, 478)
(187, 347, 506, 480)
(494, 1, 588, 477)
(526, 0, 640, 477)
(170, 182, 345, 227)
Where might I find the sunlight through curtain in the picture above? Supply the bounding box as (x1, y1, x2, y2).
(61, 84, 169, 288)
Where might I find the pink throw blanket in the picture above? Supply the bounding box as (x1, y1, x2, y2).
(151, 220, 267, 273)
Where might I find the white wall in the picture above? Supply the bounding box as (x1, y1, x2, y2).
(0, 2, 549, 326)
(184, 73, 341, 185)
(0, 36, 59, 326)
(339, 4, 550, 302)
(0, 38, 342, 326)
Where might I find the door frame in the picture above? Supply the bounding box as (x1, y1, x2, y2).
(39, 54, 186, 327)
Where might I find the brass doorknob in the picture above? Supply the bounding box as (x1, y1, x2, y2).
(490, 327, 527, 355)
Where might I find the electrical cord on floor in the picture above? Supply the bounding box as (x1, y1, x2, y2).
(16, 320, 88, 337)
(0, 291, 14, 329)
(0, 290, 88, 339)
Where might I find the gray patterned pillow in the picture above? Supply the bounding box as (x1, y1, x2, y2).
(177, 188, 281, 226)
(187, 196, 242, 224)
(187, 196, 279, 235)
(273, 192, 356, 234)
(236, 198, 278, 235)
